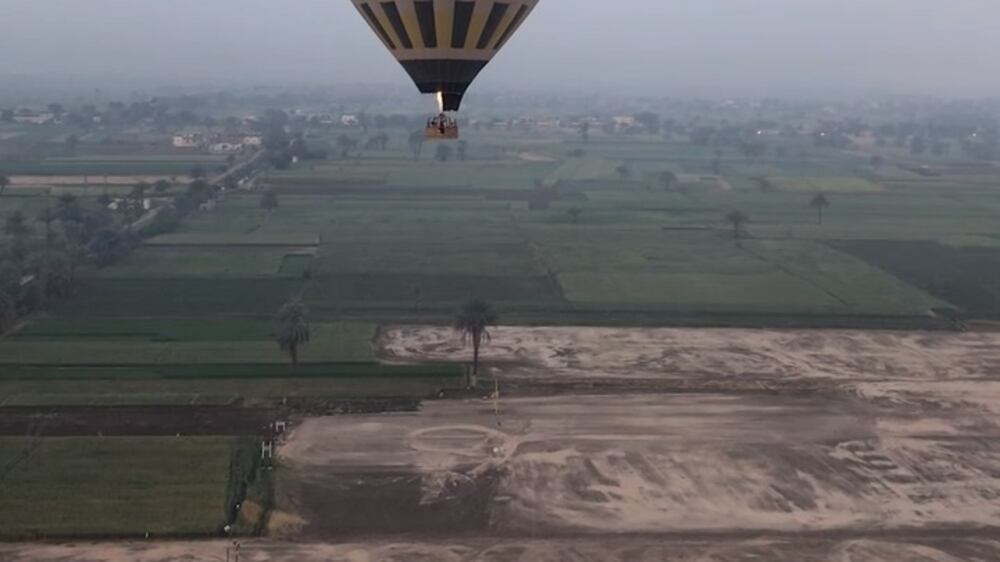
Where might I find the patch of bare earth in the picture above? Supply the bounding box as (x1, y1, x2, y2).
(4, 537, 1000, 561)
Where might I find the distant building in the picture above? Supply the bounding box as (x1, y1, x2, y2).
(209, 142, 241, 154)
(14, 110, 55, 125)
(241, 135, 263, 147)
(173, 133, 205, 148)
(341, 115, 360, 127)
(612, 116, 636, 129)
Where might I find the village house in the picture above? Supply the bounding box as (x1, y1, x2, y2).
(13, 109, 56, 125)
(209, 142, 242, 154)
(172, 133, 205, 148)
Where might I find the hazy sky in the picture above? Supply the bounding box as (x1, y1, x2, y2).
(1, 0, 998, 97)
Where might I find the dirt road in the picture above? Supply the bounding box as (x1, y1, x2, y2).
(5, 536, 1000, 561)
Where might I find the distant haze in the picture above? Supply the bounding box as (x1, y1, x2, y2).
(2, 0, 998, 97)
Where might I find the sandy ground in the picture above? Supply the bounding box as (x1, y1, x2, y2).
(381, 325, 1000, 385)
(515, 151, 557, 162)
(5, 537, 1000, 561)
(277, 393, 1000, 537)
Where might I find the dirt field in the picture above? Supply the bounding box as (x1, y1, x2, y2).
(381, 325, 1000, 386)
(278, 327, 1000, 549)
(5, 537, 1000, 561)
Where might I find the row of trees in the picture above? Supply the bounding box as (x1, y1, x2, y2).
(725, 193, 830, 240)
(0, 192, 139, 331)
(275, 297, 498, 382)
(564, 193, 831, 236)
(0, 166, 238, 333)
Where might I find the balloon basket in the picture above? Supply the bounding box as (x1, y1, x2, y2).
(425, 114, 460, 140)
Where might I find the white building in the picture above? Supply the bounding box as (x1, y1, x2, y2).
(209, 142, 241, 154)
(241, 135, 263, 147)
(14, 110, 55, 125)
(173, 133, 205, 148)
(612, 116, 637, 129)
(341, 114, 360, 127)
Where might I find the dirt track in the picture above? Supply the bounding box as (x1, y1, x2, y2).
(5, 536, 1000, 561)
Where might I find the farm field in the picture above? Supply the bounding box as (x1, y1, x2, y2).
(1, 155, 228, 178)
(7, 129, 999, 335)
(0, 436, 236, 539)
(0, 320, 376, 364)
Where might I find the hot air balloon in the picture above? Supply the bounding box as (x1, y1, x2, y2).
(351, 0, 539, 139)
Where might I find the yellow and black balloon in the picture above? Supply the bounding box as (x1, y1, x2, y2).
(351, 0, 539, 112)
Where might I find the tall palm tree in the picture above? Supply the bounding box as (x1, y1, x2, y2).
(454, 298, 498, 385)
(0, 175, 9, 197)
(3, 211, 30, 238)
(37, 253, 75, 298)
(55, 193, 81, 223)
(260, 190, 279, 214)
(0, 290, 16, 333)
(37, 207, 56, 252)
(809, 193, 831, 225)
(659, 170, 678, 191)
(275, 298, 310, 367)
(725, 210, 749, 240)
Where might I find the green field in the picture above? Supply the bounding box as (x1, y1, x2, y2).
(0, 155, 227, 177)
(0, 437, 234, 539)
(12, 134, 994, 328)
(0, 374, 461, 407)
(4, 117, 1000, 406)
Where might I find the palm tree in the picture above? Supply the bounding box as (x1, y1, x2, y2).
(260, 190, 279, 214)
(809, 193, 831, 225)
(3, 211, 30, 238)
(457, 140, 469, 161)
(0, 290, 16, 333)
(131, 182, 149, 204)
(659, 170, 678, 191)
(37, 253, 76, 298)
(37, 207, 56, 251)
(435, 144, 453, 162)
(153, 179, 172, 194)
(724, 210, 749, 240)
(454, 298, 498, 386)
(0, 175, 9, 197)
(55, 193, 82, 223)
(275, 298, 310, 367)
(408, 131, 425, 160)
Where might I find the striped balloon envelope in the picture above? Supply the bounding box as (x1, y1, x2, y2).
(351, 0, 540, 112)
